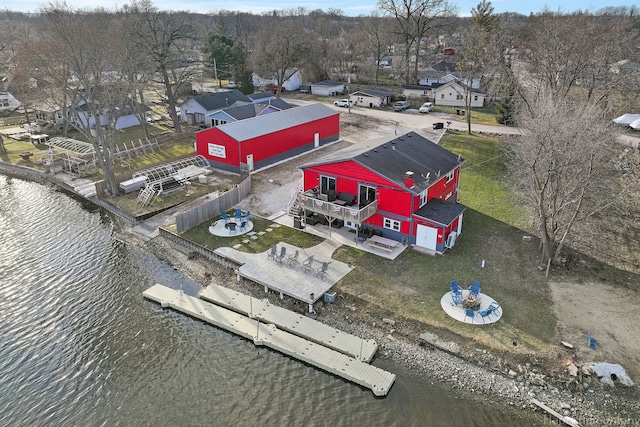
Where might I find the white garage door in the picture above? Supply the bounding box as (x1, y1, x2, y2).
(416, 224, 438, 251)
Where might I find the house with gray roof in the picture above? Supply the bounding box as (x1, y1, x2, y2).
(296, 131, 466, 254)
(349, 88, 396, 108)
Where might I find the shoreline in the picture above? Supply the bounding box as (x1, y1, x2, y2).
(136, 232, 639, 426)
(2, 161, 639, 425)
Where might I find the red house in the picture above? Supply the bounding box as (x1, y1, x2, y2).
(195, 103, 339, 173)
(295, 131, 466, 254)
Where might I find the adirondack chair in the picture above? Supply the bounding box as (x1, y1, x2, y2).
(464, 309, 476, 323)
(234, 208, 242, 221)
(469, 281, 481, 297)
(451, 292, 463, 306)
(450, 280, 462, 295)
(478, 306, 496, 323)
(239, 220, 247, 231)
(228, 223, 237, 234)
(220, 211, 230, 223)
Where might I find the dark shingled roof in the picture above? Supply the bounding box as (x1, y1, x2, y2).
(414, 198, 466, 226)
(192, 89, 252, 111)
(301, 131, 465, 195)
(353, 132, 465, 195)
(221, 98, 293, 121)
(350, 87, 396, 98)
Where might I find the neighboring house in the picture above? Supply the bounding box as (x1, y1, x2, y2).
(207, 98, 293, 127)
(252, 70, 303, 91)
(0, 92, 21, 111)
(248, 92, 277, 104)
(295, 131, 466, 254)
(433, 80, 486, 108)
(401, 83, 443, 100)
(432, 59, 457, 72)
(310, 80, 345, 96)
(418, 70, 482, 89)
(195, 103, 339, 173)
(180, 90, 252, 125)
(349, 88, 396, 108)
(71, 97, 150, 130)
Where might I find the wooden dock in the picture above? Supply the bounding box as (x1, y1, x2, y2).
(199, 284, 378, 362)
(143, 284, 395, 396)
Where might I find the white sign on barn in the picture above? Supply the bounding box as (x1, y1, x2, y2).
(208, 143, 226, 158)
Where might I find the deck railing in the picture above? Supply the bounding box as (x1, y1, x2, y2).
(296, 191, 378, 224)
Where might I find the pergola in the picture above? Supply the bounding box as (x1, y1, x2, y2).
(46, 136, 97, 177)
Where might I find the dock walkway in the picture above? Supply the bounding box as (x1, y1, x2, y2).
(143, 284, 395, 396)
(199, 283, 378, 362)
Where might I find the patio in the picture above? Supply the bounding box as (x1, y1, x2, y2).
(440, 287, 502, 325)
(273, 213, 406, 260)
(209, 210, 253, 237)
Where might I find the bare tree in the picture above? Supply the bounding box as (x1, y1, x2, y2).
(252, 18, 311, 97)
(127, 0, 198, 133)
(377, 0, 454, 84)
(508, 93, 623, 273)
(360, 12, 393, 87)
(39, 3, 136, 196)
(455, 1, 498, 134)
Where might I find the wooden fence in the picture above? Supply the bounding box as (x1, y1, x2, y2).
(175, 175, 252, 233)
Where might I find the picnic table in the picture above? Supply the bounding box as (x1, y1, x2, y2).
(367, 235, 399, 252)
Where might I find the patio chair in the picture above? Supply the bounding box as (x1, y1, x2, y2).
(450, 280, 462, 295)
(478, 306, 497, 323)
(228, 223, 237, 234)
(463, 309, 476, 323)
(275, 246, 287, 263)
(287, 250, 299, 266)
(245, 211, 251, 222)
(301, 255, 315, 273)
(451, 293, 463, 305)
(220, 211, 230, 223)
(488, 301, 502, 314)
(235, 208, 242, 221)
(469, 281, 481, 297)
(267, 244, 277, 261)
(316, 261, 330, 279)
(239, 220, 247, 231)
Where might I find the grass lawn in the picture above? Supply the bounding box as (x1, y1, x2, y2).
(175, 130, 555, 358)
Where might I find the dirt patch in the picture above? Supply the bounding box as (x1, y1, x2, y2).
(549, 280, 640, 381)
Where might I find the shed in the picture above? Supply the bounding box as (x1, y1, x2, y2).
(195, 103, 340, 173)
(310, 80, 345, 97)
(348, 88, 396, 108)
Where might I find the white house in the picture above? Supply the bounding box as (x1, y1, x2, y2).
(433, 81, 486, 108)
(0, 92, 20, 111)
(252, 70, 303, 92)
(310, 80, 345, 96)
(349, 88, 395, 108)
(179, 90, 252, 124)
(70, 97, 150, 130)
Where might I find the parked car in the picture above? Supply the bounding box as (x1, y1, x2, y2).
(334, 99, 352, 108)
(393, 101, 410, 111)
(224, 81, 237, 89)
(419, 102, 434, 113)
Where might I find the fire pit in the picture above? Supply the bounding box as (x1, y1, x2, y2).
(224, 222, 237, 229)
(463, 295, 481, 311)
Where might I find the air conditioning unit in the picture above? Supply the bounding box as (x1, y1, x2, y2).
(445, 231, 458, 248)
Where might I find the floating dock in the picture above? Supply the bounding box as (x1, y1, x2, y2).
(199, 283, 378, 362)
(143, 284, 395, 396)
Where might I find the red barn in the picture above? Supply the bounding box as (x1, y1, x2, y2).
(195, 103, 339, 173)
(295, 131, 466, 254)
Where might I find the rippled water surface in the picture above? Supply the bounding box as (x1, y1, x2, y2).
(0, 176, 539, 426)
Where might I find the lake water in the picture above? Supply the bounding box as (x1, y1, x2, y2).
(0, 175, 540, 426)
